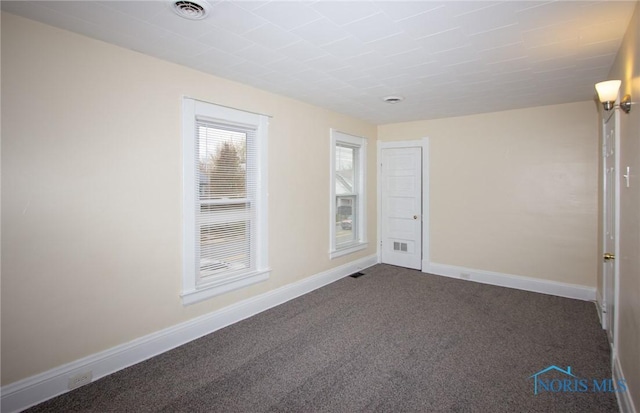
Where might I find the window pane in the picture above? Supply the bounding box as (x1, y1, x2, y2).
(198, 126, 247, 200)
(200, 221, 250, 278)
(336, 195, 356, 246)
(330, 130, 366, 258)
(335, 145, 355, 195)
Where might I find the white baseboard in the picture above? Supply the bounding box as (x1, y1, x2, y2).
(0, 254, 378, 413)
(422, 261, 596, 301)
(613, 353, 637, 413)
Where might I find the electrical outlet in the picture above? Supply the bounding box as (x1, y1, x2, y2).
(68, 371, 93, 390)
(460, 272, 471, 280)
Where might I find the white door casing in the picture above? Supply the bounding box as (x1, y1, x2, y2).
(601, 108, 620, 350)
(380, 146, 422, 270)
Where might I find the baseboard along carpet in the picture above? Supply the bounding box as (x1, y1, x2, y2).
(25, 264, 617, 412)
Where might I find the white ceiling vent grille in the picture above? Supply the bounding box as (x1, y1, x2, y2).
(170, 0, 210, 20)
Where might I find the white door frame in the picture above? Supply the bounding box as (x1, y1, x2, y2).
(377, 138, 430, 268)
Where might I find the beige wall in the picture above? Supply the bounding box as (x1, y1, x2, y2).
(379, 101, 599, 287)
(0, 13, 377, 385)
(606, 1, 640, 410)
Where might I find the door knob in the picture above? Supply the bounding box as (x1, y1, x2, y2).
(413, 215, 418, 220)
(604, 253, 615, 260)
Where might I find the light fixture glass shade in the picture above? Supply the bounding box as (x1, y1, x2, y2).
(595, 80, 622, 103)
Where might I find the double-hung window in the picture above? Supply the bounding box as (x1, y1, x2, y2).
(330, 129, 367, 258)
(182, 98, 269, 305)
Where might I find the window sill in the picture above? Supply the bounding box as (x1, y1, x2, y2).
(181, 269, 270, 306)
(329, 242, 368, 260)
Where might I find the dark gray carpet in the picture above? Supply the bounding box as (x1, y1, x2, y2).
(26, 264, 617, 412)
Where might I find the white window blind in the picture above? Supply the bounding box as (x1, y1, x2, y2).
(195, 121, 256, 283)
(335, 143, 358, 247)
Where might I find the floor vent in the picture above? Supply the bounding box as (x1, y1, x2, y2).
(350, 272, 365, 278)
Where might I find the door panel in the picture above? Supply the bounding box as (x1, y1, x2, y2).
(602, 109, 619, 348)
(381, 147, 422, 269)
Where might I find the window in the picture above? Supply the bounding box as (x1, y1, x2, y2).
(330, 129, 367, 258)
(182, 98, 269, 305)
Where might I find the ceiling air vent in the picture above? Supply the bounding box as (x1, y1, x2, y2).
(383, 95, 405, 104)
(170, 0, 210, 20)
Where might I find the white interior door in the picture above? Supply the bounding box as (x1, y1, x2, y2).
(602, 109, 619, 348)
(381, 147, 422, 269)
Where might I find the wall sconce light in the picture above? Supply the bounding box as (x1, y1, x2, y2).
(595, 80, 632, 113)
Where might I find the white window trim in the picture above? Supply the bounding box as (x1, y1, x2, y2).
(329, 129, 368, 259)
(182, 98, 269, 305)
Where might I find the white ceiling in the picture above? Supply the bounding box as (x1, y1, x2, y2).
(2, 1, 635, 124)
